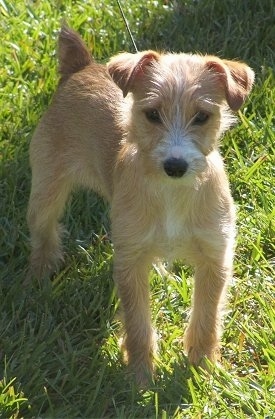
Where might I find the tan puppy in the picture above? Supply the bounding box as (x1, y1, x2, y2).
(27, 27, 254, 385)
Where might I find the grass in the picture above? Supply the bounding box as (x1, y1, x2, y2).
(0, 0, 274, 417)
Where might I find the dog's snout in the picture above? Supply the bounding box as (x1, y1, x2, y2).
(163, 158, 188, 178)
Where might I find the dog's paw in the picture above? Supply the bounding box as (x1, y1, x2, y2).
(187, 345, 220, 367)
(128, 359, 154, 389)
(27, 248, 64, 281)
(120, 339, 155, 388)
(184, 325, 220, 368)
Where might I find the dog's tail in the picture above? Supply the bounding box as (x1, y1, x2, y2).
(58, 26, 92, 79)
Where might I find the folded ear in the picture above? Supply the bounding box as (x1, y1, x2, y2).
(107, 50, 160, 97)
(206, 58, 255, 111)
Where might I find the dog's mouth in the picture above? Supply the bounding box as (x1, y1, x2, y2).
(163, 157, 188, 178)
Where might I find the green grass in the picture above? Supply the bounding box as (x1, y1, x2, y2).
(0, 0, 274, 417)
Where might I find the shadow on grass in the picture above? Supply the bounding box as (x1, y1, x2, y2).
(134, 0, 274, 69)
(1, 257, 115, 416)
(1, 253, 195, 417)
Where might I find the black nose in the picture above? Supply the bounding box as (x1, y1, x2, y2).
(163, 158, 188, 178)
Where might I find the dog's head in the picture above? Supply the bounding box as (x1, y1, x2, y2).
(108, 51, 254, 182)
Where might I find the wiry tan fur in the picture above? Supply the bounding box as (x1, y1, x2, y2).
(27, 27, 254, 386)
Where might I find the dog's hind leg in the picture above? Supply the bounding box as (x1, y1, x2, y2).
(27, 168, 72, 278)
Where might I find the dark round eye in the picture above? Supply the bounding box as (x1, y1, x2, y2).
(145, 109, 162, 124)
(193, 111, 209, 125)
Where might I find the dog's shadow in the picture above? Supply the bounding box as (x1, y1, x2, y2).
(12, 239, 194, 417)
(93, 356, 193, 417)
(14, 273, 193, 417)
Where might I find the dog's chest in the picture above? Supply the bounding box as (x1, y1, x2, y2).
(146, 183, 198, 257)
(157, 189, 193, 243)
(156, 195, 199, 261)
(163, 205, 186, 239)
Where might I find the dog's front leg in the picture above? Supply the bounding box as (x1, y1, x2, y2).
(113, 249, 155, 386)
(184, 259, 231, 366)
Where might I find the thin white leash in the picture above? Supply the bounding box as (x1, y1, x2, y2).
(116, 0, 139, 53)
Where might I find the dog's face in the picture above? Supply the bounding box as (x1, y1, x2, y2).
(108, 51, 254, 183)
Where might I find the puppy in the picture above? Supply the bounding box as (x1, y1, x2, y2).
(27, 27, 254, 385)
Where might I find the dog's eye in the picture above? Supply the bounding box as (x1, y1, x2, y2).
(193, 111, 209, 125)
(145, 109, 162, 124)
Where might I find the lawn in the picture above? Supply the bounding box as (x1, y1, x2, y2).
(0, 0, 274, 417)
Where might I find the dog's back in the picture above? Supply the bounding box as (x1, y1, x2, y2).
(29, 27, 124, 202)
(27, 27, 125, 275)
